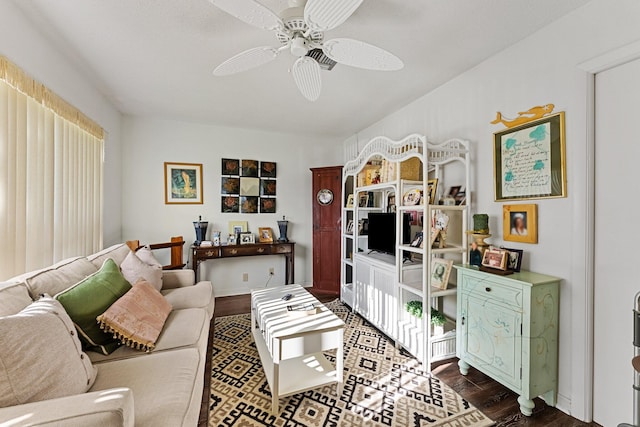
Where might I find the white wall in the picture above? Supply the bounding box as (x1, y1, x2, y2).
(121, 116, 341, 296)
(345, 0, 640, 422)
(0, 1, 123, 247)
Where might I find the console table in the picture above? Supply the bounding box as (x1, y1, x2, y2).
(191, 242, 295, 283)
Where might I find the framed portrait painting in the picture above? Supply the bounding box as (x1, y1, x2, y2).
(164, 162, 203, 204)
(494, 112, 566, 201)
(503, 204, 538, 244)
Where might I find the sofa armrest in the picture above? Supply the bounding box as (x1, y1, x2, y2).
(162, 269, 195, 289)
(0, 388, 134, 427)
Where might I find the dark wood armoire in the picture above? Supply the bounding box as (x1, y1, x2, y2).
(310, 166, 343, 294)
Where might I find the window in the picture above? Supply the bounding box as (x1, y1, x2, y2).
(0, 56, 104, 279)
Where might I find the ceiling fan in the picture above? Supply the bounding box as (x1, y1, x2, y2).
(209, 0, 404, 101)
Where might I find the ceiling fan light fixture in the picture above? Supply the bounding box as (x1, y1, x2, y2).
(290, 36, 309, 57)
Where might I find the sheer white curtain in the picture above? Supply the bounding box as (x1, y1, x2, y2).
(0, 57, 104, 279)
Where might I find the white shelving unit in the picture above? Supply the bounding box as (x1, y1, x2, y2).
(340, 134, 470, 373)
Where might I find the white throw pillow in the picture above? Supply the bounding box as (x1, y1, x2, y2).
(0, 282, 33, 317)
(0, 296, 97, 408)
(120, 250, 163, 291)
(136, 246, 162, 268)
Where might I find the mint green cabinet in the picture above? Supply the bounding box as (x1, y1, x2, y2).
(455, 265, 560, 416)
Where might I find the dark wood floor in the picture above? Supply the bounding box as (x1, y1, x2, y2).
(214, 291, 600, 427)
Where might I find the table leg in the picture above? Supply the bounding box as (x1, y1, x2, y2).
(336, 331, 343, 397)
(272, 361, 279, 413)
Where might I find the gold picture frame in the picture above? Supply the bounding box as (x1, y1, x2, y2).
(427, 178, 438, 204)
(493, 112, 566, 201)
(258, 227, 274, 243)
(164, 162, 203, 204)
(503, 204, 538, 244)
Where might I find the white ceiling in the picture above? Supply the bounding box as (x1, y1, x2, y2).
(13, 0, 590, 139)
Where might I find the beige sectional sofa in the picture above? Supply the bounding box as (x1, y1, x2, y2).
(0, 243, 215, 427)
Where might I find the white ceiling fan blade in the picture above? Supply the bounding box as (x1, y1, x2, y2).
(213, 46, 280, 76)
(323, 38, 404, 71)
(209, 0, 283, 31)
(304, 0, 363, 32)
(292, 57, 322, 101)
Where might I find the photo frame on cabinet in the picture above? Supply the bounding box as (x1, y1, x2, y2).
(431, 258, 453, 290)
(502, 247, 524, 272)
(481, 247, 509, 270)
(239, 232, 255, 245)
(164, 162, 203, 204)
(358, 193, 369, 208)
(346, 219, 354, 234)
(494, 112, 566, 201)
(258, 227, 274, 243)
(228, 221, 248, 236)
(503, 204, 538, 244)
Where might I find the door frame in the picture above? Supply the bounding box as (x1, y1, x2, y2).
(577, 38, 640, 422)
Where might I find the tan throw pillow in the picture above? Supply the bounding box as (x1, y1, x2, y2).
(0, 296, 97, 408)
(120, 250, 163, 291)
(97, 280, 172, 352)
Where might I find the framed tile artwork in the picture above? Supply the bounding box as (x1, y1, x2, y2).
(221, 158, 277, 213)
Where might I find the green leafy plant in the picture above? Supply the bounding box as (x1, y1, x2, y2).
(404, 301, 447, 326)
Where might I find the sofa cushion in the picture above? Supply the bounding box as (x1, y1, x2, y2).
(87, 244, 131, 268)
(24, 257, 98, 299)
(56, 259, 132, 355)
(120, 250, 163, 291)
(97, 280, 172, 351)
(89, 308, 208, 363)
(0, 296, 97, 408)
(0, 282, 33, 316)
(90, 348, 201, 427)
(161, 281, 214, 318)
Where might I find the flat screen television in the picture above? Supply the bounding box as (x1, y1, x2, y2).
(367, 212, 411, 255)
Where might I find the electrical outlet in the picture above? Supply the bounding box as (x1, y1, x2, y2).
(269, 268, 275, 276)
(242, 273, 249, 282)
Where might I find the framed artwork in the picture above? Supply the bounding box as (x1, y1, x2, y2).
(221, 158, 240, 176)
(259, 227, 274, 243)
(402, 186, 422, 206)
(239, 232, 255, 245)
(164, 162, 203, 204)
(228, 221, 248, 235)
(387, 193, 396, 213)
(447, 185, 461, 198)
(241, 160, 259, 177)
(494, 112, 566, 201)
(221, 196, 239, 213)
(503, 204, 538, 244)
(221, 177, 239, 195)
(430, 258, 453, 290)
(240, 196, 259, 213)
(260, 179, 277, 196)
(240, 177, 260, 196)
(346, 194, 354, 208)
(502, 247, 524, 272)
(482, 247, 509, 270)
(358, 193, 369, 208)
(427, 179, 438, 204)
(260, 161, 277, 178)
(454, 187, 466, 205)
(346, 219, 354, 234)
(260, 198, 276, 213)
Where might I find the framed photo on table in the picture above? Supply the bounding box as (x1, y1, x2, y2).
(482, 247, 509, 270)
(164, 162, 203, 204)
(259, 227, 274, 243)
(502, 247, 524, 272)
(494, 112, 566, 201)
(239, 232, 255, 245)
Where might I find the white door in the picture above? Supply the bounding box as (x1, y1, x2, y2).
(594, 57, 640, 427)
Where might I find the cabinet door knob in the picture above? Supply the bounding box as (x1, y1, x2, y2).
(485, 287, 492, 292)
(230, 249, 238, 255)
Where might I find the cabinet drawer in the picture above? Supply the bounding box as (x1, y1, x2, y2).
(271, 244, 292, 254)
(194, 248, 220, 258)
(460, 276, 523, 309)
(222, 245, 270, 257)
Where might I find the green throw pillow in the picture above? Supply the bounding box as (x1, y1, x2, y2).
(55, 258, 132, 355)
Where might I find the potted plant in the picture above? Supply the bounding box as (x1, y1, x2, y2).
(404, 301, 447, 336)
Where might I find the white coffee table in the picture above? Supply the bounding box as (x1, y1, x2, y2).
(250, 285, 344, 413)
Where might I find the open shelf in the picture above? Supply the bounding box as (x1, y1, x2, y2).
(355, 181, 398, 192)
(398, 244, 424, 254)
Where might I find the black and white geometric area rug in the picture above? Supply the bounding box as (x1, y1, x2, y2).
(209, 300, 494, 427)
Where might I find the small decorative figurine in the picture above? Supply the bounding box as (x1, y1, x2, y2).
(469, 241, 483, 267)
